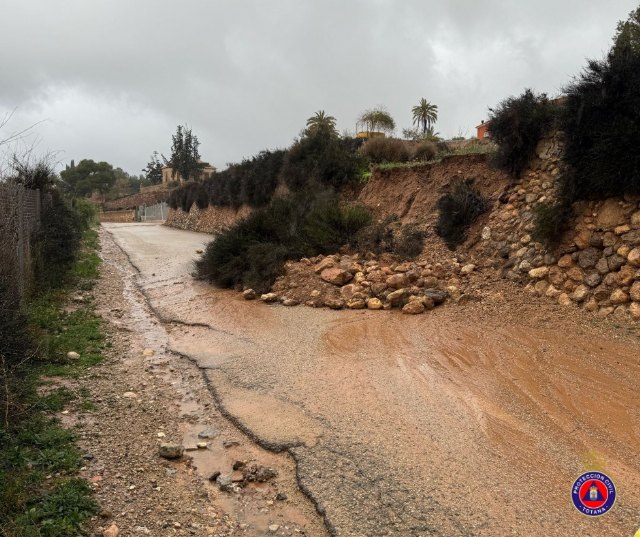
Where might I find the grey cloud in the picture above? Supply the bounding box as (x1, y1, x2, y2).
(0, 0, 637, 173)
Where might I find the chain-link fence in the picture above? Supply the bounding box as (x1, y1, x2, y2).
(137, 201, 168, 222)
(0, 183, 42, 302)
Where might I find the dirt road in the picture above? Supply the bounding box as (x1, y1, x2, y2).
(103, 222, 640, 536)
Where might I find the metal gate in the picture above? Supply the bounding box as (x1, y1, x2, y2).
(136, 202, 168, 222)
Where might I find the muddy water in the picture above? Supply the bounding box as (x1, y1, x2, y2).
(102, 225, 327, 536)
(104, 223, 640, 537)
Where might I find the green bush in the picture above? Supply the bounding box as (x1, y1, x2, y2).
(359, 137, 412, 163)
(488, 89, 557, 177)
(354, 217, 396, 254)
(280, 131, 365, 191)
(195, 192, 372, 293)
(436, 179, 487, 249)
(531, 201, 573, 245)
(35, 191, 83, 288)
(561, 45, 640, 198)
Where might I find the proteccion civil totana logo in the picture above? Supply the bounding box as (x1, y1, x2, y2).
(571, 471, 616, 516)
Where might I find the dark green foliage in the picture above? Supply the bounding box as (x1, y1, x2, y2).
(359, 137, 412, 163)
(142, 151, 163, 184)
(8, 157, 56, 190)
(488, 89, 557, 177)
(280, 131, 365, 191)
(167, 125, 202, 182)
(532, 200, 573, 246)
(35, 191, 83, 288)
(354, 217, 396, 254)
(436, 179, 488, 249)
(394, 225, 425, 259)
(60, 159, 116, 197)
(195, 193, 372, 293)
(353, 217, 424, 258)
(561, 42, 640, 198)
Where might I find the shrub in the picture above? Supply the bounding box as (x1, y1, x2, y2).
(394, 225, 425, 258)
(354, 217, 396, 254)
(280, 131, 365, 191)
(436, 179, 487, 249)
(561, 47, 640, 198)
(412, 141, 437, 161)
(359, 137, 412, 163)
(35, 190, 83, 287)
(532, 201, 573, 245)
(488, 89, 557, 177)
(196, 192, 372, 293)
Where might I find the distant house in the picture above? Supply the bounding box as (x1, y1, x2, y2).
(161, 160, 216, 185)
(476, 120, 491, 140)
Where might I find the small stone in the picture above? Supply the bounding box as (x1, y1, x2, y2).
(386, 273, 409, 289)
(269, 525, 280, 533)
(423, 289, 447, 304)
(528, 266, 549, 279)
(66, 351, 80, 360)
(314, 257, 335, 274)
(208, 471, 221, 482)
(122, 391, 137, 399)
(142, 348, 155, 356)
(558, 293, 573, 306)
(216, 474, 236, 492)
(386, 288, 409, 306)
(157, 432, 166, 438)
(346, 299, 366, 309)
(630, 281, 640, 302)
(242, 289, 257, 300)
(223, 439, 240, 448)
(324, 298, 345, 310)
(261, 293, 279, 303)
(402, 301, 425, 314)
(615, 224, 631, 235)
(610, 289, 630, 304)
(557, 254, 573, 268)
(461, 264, 476, 275)
(481, 226, 491, 240)
(628, 248, 640, 267)
(231, 471, 244, 482)
(159, 443, 184, 460)
(310, 289, 321, 298)
(196, 442, 208, 449)
(571, 285, 590, 303)
(585, 298, 599, 312)
(629, 302, 640, 320)
(103, 524, 120, 537)
(198, 429, 217, 439)
(366, 298, 383, 310)
(275, 492, 288, 501)
(282, 298, 300, 307)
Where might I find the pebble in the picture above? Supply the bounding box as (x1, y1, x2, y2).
(67, 351, 80, 360)
(268, 525, 280, 533)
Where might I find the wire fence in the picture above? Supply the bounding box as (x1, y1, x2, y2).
(0, 182, 43, 303)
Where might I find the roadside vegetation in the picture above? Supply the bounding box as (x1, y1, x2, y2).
(435, 179, 488, 249)
(489, 6, 640, 245)
(1, 159, 102, 535)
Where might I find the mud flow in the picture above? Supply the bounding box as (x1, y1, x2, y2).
(103, 223, 640, 537)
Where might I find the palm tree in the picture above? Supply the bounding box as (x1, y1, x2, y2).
(306, 110, 337, 136)
(412, 99, 438, 134)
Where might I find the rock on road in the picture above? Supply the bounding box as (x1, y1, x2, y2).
(103, 222, 640, 537)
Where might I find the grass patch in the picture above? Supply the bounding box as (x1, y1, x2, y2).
(0, 227, 102, 535)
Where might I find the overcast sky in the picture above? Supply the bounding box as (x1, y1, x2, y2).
(0, 0, 637, 175)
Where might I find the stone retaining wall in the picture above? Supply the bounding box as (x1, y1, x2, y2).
(99, 210, 135, 223)
(165, 204, 251, 234)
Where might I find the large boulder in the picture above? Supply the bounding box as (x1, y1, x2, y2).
(320, 268, 353, 286)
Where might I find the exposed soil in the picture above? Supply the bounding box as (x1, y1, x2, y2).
(98, 222, 640, 537)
